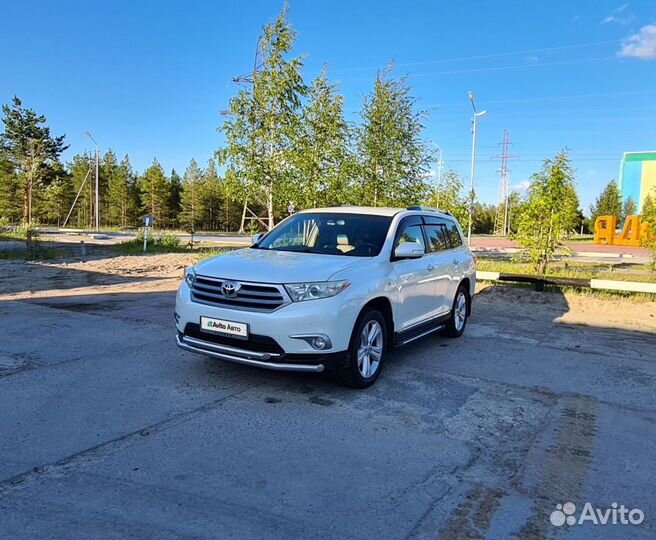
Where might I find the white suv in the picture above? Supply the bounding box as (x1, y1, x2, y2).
(175, 206, 476, 388)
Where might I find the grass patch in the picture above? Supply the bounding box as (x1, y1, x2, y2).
(476, 259, 656, 283)
(112, 235, 232, 260)
(195, 247, 231, 261)
(0, 233, 25, 242)
(478, 280, 655, 302)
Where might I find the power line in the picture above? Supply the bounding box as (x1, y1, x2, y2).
(329, 39, 621, 74)
(428, 89, 656, 108)
(337, 56, 615, 82)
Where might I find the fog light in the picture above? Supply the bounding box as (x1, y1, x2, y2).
(312, 336, 327, 350)
(290, 334, 333, 350)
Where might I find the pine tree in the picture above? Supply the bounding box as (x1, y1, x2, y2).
(201, 159, 223, 230)
(107, 154, 135, 227)
(101, 150, 119, 225)
(357, 67, 431, 207)
(0, 156, 21, 223)
(68, 153, 95, 228)
(621, 196, 638, 222)
(168, 169, 182, 228)
(0, 97, 68, 224)
(139, 158, 169, 227)
(180, 159, 205, 231)
(589, 180, 622, 224)
(39, 162, 72, 226)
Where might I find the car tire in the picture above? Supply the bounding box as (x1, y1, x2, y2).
(443, 284, 469, 338)
(334, 309, 387, 389)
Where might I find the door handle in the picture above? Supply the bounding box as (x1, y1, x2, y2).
(426, 264, 434, 271)
(452, 259, 460, 265)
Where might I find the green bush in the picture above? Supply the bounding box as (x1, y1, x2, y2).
(157, 233, 180, 248)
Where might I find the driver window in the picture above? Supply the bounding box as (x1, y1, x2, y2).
(395, 224, 426, 252)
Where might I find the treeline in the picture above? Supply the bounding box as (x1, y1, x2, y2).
(0, 110, 244, 231)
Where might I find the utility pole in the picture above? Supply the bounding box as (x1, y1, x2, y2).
(493, 130, 516, 236)
(431, 143, 444, 185)
(467, 91, 487, 246)
(85, 131, 100, 231)
(430, 143, 444, 208)
(432, 143, 443, 186)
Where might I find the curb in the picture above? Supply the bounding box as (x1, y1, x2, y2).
(476, 271, 656, 294)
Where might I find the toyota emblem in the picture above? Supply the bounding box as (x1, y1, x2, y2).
(221, 281, 241, 297)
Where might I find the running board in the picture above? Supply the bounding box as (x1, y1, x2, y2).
(395, 324, 444, 346)
(393, 312, 450, 347)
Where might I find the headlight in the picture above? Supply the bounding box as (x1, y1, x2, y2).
(284, 280, 350, 302)
(184, 267, 196, 288)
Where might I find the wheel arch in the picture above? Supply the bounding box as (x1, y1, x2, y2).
(359, 296, 395, 345)
(459, 277, 472, 315)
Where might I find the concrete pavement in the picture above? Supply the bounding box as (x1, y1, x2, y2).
(1, 280, 655, 539)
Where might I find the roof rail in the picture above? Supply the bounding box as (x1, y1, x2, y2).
(406, 205, 452, 216)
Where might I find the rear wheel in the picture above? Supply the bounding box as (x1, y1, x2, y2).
(334, 310, 387, 388)
(443, 285, 469, 337)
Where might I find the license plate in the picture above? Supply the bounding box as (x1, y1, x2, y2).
(200, 316, 249, 339)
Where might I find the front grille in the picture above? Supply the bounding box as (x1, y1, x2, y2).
(183, 323, 284, 355)
(190, 275, 287, 312)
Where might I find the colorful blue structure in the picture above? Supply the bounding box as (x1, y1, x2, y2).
(619, 152, 656, 213)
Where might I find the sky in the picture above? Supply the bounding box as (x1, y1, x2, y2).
(2, 0, 656, 213)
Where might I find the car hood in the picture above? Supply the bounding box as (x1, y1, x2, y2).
(194, 248, 368, 283)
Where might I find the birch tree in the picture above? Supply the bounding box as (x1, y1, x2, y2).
(357, 68, 431, 207)
(516, 151, 577, 274)
(217, 5, 306, 229)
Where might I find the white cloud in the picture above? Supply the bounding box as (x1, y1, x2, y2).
(602, 3, 633, 25)
(513, 180, 531, 192)
(618, 24, 656, 60)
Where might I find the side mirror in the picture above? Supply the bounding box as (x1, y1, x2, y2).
(252, 232, 264, 245)
(394, 242, 424, 259)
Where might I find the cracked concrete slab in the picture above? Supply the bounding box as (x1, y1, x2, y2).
(1, 275, 655, 539)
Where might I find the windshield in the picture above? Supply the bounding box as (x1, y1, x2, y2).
(254, 212, 392, 257)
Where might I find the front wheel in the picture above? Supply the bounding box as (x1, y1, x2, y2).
(443, 285, 469, 338)
(334, 310, 387, 388)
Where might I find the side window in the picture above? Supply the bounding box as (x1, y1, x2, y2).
(446, 221, 463, 248)
(392, 216, 425, 257)
(397, 225, 426, 251)
(424, 224, 449, 252)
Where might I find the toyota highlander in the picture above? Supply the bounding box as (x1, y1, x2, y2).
(175, 206, 476, 388)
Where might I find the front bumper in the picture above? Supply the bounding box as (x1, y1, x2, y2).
(176, 334, 328, 373)
(176, 281, 361, 353)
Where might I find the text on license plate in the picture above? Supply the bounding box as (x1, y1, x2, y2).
(200, 316, 248, 338)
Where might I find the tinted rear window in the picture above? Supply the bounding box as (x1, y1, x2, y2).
(445, 221, 463, 247)
(424, 224, 450, 252)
